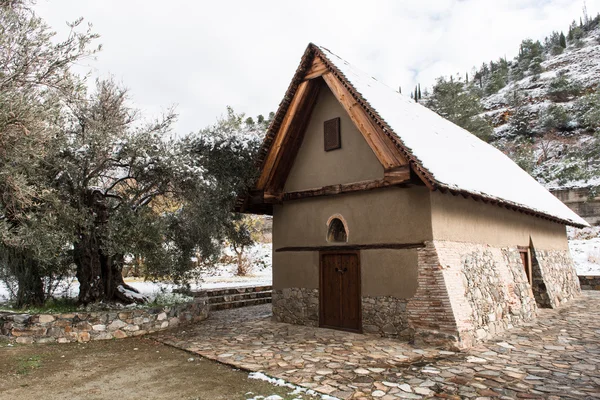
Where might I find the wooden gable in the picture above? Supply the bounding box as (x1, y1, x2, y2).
(243, 54, 411, 213)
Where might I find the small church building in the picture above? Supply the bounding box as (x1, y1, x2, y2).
(237, 43, 587, 349)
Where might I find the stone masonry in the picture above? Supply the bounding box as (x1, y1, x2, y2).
(362, 296, 411, 339)
(531, 247, 581, 308)
(272, 241, 579, 350)
(408, 241, 537, 348)
(272, 288, 319, 326)
(0, 296, 209, 344)
(579, 275, 600, 290)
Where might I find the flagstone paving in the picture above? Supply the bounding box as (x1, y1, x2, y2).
(154, 292, 600, 399)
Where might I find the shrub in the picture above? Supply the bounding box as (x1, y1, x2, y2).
(547, 73, 582, 102)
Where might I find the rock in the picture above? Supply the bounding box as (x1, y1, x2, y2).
(354, 368, 370, 374)
(92, 324, 106, 331)
(414, 387, 432, 395)
(398, 384, 412, 392)
(16, 337, 33, 344)
(371, 390, 386, 397)
(113, 330, 127, 339)
(107, 319, 127, 331)
(316, 369, 333, 375)
(466, 356, 488, 363)
(157, 312, 167, 321)
(77, 332, 90, 342)
(57, 337, 70, 343)
(38, 314, 55, 323)
(12, 314, 31, 324)
(123, 324, 140, 332)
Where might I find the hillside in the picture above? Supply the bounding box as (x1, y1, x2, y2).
(423, 16, 600, 191)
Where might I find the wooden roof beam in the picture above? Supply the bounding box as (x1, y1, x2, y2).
(321, 72, 407, 170)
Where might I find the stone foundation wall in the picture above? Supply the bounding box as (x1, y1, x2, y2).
(362, 296, 411, 339)
(272, 288, 412, 339)
(0, 297, 209, 344)
(272, 288, 319, 326)
(579, 275, 600, 290)
(532, 248, 581, 307)
(407, 241, 537, 349)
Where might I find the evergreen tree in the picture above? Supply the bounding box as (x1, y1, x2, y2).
(507, 89, 532, 137)
(418, 84, 422, 99)
(414, 85, 418, 102)
(559, 31, 567, 48)
(425, 77, 492, 141)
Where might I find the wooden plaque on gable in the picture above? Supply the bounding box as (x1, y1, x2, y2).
(324, 117, 341, 151)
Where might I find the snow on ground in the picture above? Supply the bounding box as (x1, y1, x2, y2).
(568, 226, 600, 276)
(248, 371, 339, 400)
(0, 242, 273, 304)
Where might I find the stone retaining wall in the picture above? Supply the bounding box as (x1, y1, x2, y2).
(579, 275, 600, 290)
(0, 297, 209, 344)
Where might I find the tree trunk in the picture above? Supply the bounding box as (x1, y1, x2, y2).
(75, 238, 146, 305)
(74, 231, 105, 305)
(2, 246, 45, 308)
(74, 190, 146, 305)
(15, 256, 44, 308)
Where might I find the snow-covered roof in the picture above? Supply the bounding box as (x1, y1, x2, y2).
(314, 45, 588, 228)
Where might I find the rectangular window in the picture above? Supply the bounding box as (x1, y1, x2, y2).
(324, 117, 341, 151)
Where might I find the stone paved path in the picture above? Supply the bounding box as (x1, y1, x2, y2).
(154, 292, 600, 399)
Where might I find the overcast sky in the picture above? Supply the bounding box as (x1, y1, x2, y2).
(35, 0, 599, 136)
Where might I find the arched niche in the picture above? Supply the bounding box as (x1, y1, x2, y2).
(326, 214, 348, 243)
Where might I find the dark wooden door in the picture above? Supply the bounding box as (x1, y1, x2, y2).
(320, 252, 361, 332)
(519, 248, 532, 284)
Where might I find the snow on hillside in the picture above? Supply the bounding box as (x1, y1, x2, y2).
(479, 28, 600, 190)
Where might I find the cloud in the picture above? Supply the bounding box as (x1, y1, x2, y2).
(35, 0, 599, 135)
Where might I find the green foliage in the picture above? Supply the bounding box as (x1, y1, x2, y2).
(224, 214, 262, 276)
(485, 59, 509, 95)
(426, 77, 492, 141)
(506, 89, 533, 137)
(576, 91, 600, 131)
(17, 355, 42, 375)
(559, 32, 567, 48)
(547, 72, 582, 102)
(0, 0, 99, 307)
(540, 104, 570, 132)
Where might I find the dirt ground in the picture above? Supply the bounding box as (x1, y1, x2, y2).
(0, 337, 299, 400)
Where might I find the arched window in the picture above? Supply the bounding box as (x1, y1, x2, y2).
(327, 217, 348, 243)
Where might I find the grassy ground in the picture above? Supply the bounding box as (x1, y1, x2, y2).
(0, 337, 302, 400)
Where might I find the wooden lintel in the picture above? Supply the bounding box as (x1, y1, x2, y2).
(283, 172, 410, 202)
(384, 166, 410, 184)
(276, 242, 426, 252)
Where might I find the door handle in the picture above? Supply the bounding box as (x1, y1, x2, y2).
(335, 267, 348, 274)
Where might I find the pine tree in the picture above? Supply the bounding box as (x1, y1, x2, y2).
(465, 72, 469, 84)
(414, 85, 418, 102)
(559, 32, 567, 48)
(418, 83, 422, 99)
